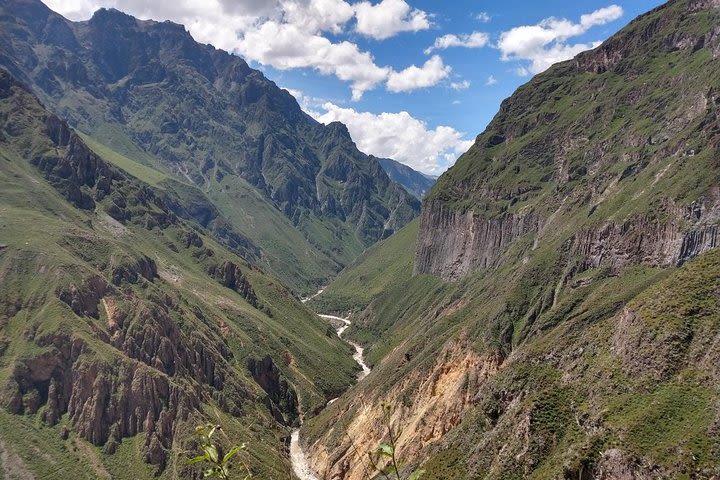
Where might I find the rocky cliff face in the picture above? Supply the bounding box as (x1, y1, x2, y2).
(208, 261, 258, 307)
(569, 191, 720, 272)
(417, 0, 720, 282)
(415, 200, 543, 280)
(247, 355, 299, 425)
(309, 342, 499, 480)
(1, 265, 236, 471)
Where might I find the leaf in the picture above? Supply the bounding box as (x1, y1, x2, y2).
(222, 445, 243, 464)
(408, 469, 426, 480)
(204, 445, 219, 463)
(377, 443, 394, 457)
(186, 455, 208, 466)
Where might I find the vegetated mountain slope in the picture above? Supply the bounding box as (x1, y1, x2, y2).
(302, 1, 720, 478)
(418, 0, 720, 281)
(377, 158, 437, 199)
(0, 0, 420, 293)
(0, 68, 359, 479)
(309, 219, 421, 315)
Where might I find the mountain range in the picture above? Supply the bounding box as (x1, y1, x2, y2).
(0, 0, 420, 293)
(377, 157, 437, 200)
(1, 0, 720, 479)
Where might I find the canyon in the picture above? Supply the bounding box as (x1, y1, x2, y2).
(1, 0, 720, 478)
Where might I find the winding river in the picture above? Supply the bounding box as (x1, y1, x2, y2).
(318, 314, 371, 380)
(290, 303, 370, 479)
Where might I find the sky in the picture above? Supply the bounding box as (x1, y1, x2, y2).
(42, 0, 665, 175)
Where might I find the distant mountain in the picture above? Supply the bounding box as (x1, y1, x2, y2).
(377, 157, 437, 199)
(304, 1, 720, 479)
(0, 0, 420, 292)
(0, 67, 359, 478)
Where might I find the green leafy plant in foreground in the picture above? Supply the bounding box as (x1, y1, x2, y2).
(367, 403, 425, 480)
(187, 424, 250, 479)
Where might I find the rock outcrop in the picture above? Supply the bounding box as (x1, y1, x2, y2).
(415, 200, 542, 280)
(208, 261, 258, 307)
(2, 330, 201, 469)
(416, 0, 720, 282)
(247, 355, 299, 425)
(309, 342, 499, 480)
(569, 191, 720, 272)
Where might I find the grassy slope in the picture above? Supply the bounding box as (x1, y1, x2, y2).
(205, 176, 350, 293)
(303, 4, 720, 473)
(309, 219, 421, 314)
(75, 129, 345, 295)
(0, 83, 358, 478)
(78, 133, 168, 187)
(306, 212, 720, 477)
(308, 219, 446, 366)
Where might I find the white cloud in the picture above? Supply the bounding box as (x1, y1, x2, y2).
(485, 75, 497, 86)
(235, 21, 390, 100)
(498, 4, 623, 74)
(425, 31, 489, 54)
(386, 55, 451, 93)
(311, 102, 473, 174)
(354, 0, 430, 40)
(42, 0, 438, 100)
(283, 0, 355, 34)
(476, 11, 491, 23)
(580, 5, 624, 29)
(284, 87, 303, 99)
(450, 80, 470, 91)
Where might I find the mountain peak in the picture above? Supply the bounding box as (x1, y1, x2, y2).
(575, 0, 720, 74)
(86, 6, 193, 39)
(326, 121, 352, 139)
(88, 7, 137, 26)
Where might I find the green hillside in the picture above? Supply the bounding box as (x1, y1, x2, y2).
(302, 1, 720, 478)
(0, 0, 420, 294)
(0, 68, 358, 478)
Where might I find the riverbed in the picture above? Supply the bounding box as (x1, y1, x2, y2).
(290, 310, 369, 479)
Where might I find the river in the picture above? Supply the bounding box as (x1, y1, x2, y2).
(318, 314, 370, 380)
(290, 306, 370, 479)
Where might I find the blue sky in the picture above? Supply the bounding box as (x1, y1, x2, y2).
(45, 0, 665, 174)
